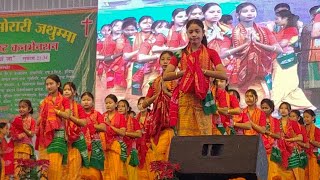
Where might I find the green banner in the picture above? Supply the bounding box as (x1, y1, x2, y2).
(0, 9, 97, 119)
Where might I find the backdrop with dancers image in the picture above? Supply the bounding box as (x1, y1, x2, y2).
(95, 0, 320, 114)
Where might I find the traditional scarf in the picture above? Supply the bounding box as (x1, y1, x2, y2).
(215, 88, 229, 125)
(36, 93, 64, 149)
(204, 22, 237, 84)
(89, 139, 105, 170)
(124, 115, 137, 154)
(306, 123, 317, 155)
(231, 112, 248, 135)
(72, 134, 89, 168)
(47, 130, 68, 164)
(136, 112, 147, 128)
(136, 112, 149, 168)
(131, 62, 145, 95)
(169, 87, 179, 129)
(0, 136, 14, 175)
(104, 112, 128, 162)
(170, 45, 213, 127)
(123, 115, 140, 166)
(145, 90, 171, 145)
(309, 37, 320, 62)
(243, 107, 262, 135)
(180, 45, 211, 99)
(131, 32, 156, 95)
(278, 119, 298, 168)
(129, 148, 139, 167)
(83, 109, 98, 151)
(205, 22, 232, 60)
(105, 111, 124, 145)
(304, 13, 320, 62)
(210, 87, 230, 135)
(66, 101, 81, 145)
(167, 25, 188, 48)
(232, 23, 275, 90)
(102, 34, 128, 88)
(205, 22, 230, 51)
(263, 116, 277, 154)
(145, 76, 176, 145)
(133, 32, 154, 52)
(10, 115, 34, 145)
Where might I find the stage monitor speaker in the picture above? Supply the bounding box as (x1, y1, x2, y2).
(169, 135, 268, 180)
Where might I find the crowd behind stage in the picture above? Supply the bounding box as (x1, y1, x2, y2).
(1, 2, 320, 180)
(96, 2, 320, 112)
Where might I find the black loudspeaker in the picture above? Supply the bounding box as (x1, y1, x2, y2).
(169, 135, 268, 180)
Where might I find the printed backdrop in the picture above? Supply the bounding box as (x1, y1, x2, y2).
(0, 8, 97, 119)
(95, 0, 320, 117)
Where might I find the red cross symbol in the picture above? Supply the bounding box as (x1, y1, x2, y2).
(81, 17, 93, 37)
